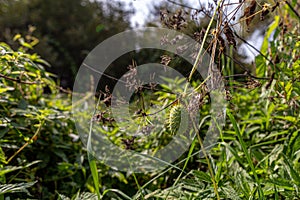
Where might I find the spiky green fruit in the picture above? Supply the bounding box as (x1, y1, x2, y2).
(168, 104, 188, 135)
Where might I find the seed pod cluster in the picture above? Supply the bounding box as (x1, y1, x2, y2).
(160, 9, 188, 30)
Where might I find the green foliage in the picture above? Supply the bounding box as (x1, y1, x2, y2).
(0, 38, 87, 199)
(141, 9, 300, 199)
(0, 1, 299, 200)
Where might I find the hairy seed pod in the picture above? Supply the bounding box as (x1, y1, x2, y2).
(168, 104, 188, 135)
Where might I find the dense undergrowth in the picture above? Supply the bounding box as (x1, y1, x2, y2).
(0, 0, 299, 199)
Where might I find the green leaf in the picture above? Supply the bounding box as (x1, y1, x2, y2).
(193, 170, 212, 183)
(0, 86, 14, 94)
(282, 153, 300, 185)
(0, 127, 9, 139)
(19, 39, 33, 49)
(96, 24, 105, 33)
(261, 16, 280, 55)
(0, 181, 37, 195)
(0, 147, 6, 165)
(285, 4, 300, 20)
(13, 34, 21, 41)
(57, 193, 71, 200)
(255, 55, 266, 77)
(284, 81, 293, 101)
(0, 160, 41, 176)
(76, 192, 98, 200)
(275, 116, 297, 123)
(256, 16, 279, 77)
(88, 153, 101, 200)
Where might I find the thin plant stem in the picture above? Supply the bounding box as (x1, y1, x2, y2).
(87, 95, 103, 200)
(7, 120, 44, 163)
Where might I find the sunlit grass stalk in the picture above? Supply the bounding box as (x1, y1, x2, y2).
(187, 0, 222, 82)
(87, 96, 102, 200)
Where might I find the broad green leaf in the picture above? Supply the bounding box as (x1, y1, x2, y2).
(0, 127, 9, 139)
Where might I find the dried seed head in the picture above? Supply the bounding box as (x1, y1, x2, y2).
(160, 55, 172, 66)
(211, 28, 218, 36)
(223, 22, 237, 49)
(217, 35, 225, 52)
(160, 9, 188, 30)
(247, 78, 261, 89)
(260, 3, 271, 21)
(193, 28, 205, 42)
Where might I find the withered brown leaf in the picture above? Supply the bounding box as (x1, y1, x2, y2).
(241, 0, 257, 31)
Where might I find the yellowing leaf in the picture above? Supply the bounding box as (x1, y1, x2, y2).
(0, 86, 15, 94)
(285, 81, 293, 101)
(13, 34, 22, 41)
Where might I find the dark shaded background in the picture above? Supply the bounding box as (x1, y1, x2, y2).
(0, 0, 133, 88)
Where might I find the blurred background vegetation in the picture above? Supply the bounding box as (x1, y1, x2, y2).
(0, 0, 133, 88)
